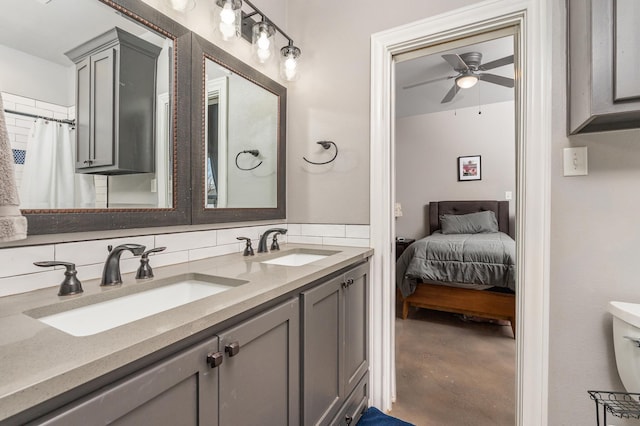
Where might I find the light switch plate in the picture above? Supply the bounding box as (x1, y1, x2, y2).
(394, 202, 403, 217)
(563, 147, 588, 176)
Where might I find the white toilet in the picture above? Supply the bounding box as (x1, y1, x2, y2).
(609, 301, 640, 392)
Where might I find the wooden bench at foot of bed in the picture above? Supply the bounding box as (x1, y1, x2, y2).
(401, 283, 516, 338)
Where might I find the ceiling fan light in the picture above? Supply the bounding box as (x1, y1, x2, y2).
(456, 74, 478, 89)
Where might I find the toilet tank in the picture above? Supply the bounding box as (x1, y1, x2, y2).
(609, 301, 640, 392)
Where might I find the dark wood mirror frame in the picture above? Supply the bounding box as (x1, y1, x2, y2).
(191, 33, 286, 224)
(23, 0, 192, 235)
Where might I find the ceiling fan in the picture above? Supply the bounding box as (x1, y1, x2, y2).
(403, 52, 515, 103)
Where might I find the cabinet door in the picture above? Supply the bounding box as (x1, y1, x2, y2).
(217, 298, 300, 426)
(343, 263, 369, 398)
(75, 57, 90, 170)
(31, 336, 219, 426)
(89, 48, 115, 169)
(302, 275, 344, 426)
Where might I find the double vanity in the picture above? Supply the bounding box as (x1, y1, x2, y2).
(0, 244, 372, 425)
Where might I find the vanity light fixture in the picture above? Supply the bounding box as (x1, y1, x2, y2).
(455, 72, 479, 89)
(166, 0, 196, 12)
(228, 0, 302, 81)
(214, 0, 242, 41)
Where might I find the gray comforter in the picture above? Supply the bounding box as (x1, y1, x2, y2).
(396, 231, 516, 298)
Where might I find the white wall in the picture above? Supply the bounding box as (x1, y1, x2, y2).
(395, 101, 515, 240)
(0, 45, 74, 107)
(285, 0, 483, 224)
(547, 2, 640, 424)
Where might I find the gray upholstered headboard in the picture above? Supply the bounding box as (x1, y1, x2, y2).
(428, 200, 510, 235)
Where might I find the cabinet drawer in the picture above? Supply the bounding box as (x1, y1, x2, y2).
(329, 374, 368, 426)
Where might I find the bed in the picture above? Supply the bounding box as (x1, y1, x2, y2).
(396, 200, 516, 338)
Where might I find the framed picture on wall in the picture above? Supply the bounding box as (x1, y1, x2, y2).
(458, 155, 481, 181)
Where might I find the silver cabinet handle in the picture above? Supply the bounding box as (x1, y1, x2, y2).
(624, 336, 640, 348)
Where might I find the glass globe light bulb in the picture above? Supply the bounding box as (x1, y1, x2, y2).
(285, 57, 297, 70)
(167, 0, 194, 12)
(280, 46, 301, 81)
(257, 47, 271, 62)
(220, 3, 235, 24)
(257, 33, 270, 50)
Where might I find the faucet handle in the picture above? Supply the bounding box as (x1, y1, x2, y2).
(236, 237, 254, 256)
(34, 261, 83, 296)
(142, 247, 167, 257)
(271, 234, 281, 251)
(135, 247, 167, 280)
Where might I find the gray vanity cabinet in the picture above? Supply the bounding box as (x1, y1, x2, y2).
(66, 27, 161, 174)
(22, 261, 370, 426)
(302, 262, 369, 426)
(216, 297, 300, 425)
(568, 0, 640, 134)
(30, 336, 219, 425)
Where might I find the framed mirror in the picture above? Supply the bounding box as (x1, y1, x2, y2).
(0, 0, 191, 234)
(191, 33, 286, 223)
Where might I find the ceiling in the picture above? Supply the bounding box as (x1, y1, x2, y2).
(0, 0, 160, 66)
(395, 35, 515, 118)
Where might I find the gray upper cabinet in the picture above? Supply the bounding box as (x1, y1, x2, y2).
(568, 0, 640, 134)
(66, 27, 161, 174)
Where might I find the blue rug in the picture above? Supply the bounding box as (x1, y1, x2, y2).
(357, 407, 415, 425)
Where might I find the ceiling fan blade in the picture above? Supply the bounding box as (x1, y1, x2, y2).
(441, 83, 460, 103)
(402, 76, 451, 90)
(479, 73, 515, 88)
(442, 54, 469, 71)
(480, 54, 514, 71)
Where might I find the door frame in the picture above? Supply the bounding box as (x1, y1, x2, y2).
(369, 1, 552, 425)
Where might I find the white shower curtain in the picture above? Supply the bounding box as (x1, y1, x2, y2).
(20, 119, 95, 209)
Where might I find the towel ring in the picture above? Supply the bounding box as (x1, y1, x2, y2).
(303, 141, 338, 165)
(235, 150, 262, 171)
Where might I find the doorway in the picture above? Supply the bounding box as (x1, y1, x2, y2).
(393, 30, 517, 424)
(368, 1, 551, 424)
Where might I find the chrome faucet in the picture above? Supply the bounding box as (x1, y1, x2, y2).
(101, 244, 146, 286)
(257, 228, 287, 253)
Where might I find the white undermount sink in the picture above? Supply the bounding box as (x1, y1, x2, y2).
(31, 274, 246, 337)
(260, 249, 339, 267)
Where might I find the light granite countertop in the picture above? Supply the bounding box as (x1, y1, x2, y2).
(0, 244, 373, 422)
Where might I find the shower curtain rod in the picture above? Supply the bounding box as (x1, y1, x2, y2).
(3, 109, 75, 126)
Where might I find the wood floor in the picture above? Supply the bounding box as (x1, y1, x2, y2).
(390, 304, 516, 426)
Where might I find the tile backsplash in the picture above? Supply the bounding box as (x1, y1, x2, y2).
(0, 223, 370, 297)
